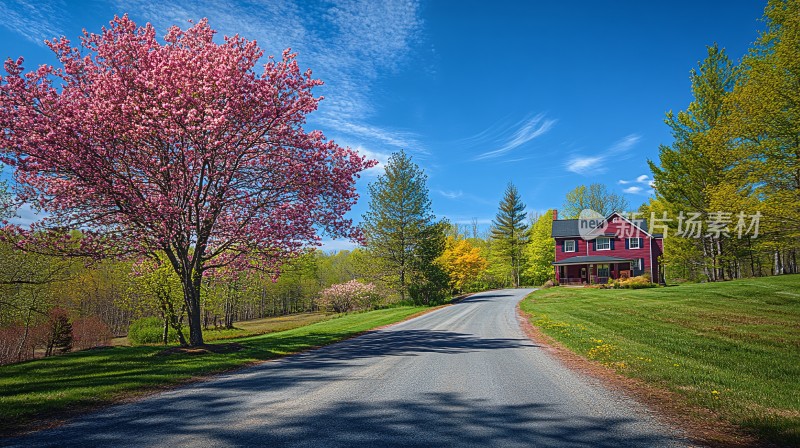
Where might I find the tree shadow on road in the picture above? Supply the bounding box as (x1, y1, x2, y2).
(8, 328, 682, 447)
(15, 390, 680, 447)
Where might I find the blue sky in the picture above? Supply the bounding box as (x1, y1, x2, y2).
(0, 0, 767, 251)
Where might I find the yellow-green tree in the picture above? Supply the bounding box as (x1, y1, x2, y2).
(720, 0, 800, 274)
(649, 44, 739, 280)
(437, 236, 488, 292)
(523, 211, 555, 285)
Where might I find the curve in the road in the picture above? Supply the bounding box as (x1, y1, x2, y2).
(4, 289, 687, 447)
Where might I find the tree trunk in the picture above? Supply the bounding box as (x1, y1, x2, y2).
(15, 307, 33, 362)
(399, 270, 406, 302)
(162, 318, 169, 345)
(183, 274, 204, 346)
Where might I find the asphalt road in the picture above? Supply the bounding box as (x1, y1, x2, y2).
(6, 289, 687, 447)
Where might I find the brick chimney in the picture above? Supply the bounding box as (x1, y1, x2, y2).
(552, 209, 558, 220)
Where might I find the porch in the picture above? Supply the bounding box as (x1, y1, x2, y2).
(553, 256, 636, 286)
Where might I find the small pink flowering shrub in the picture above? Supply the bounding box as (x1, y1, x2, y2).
(317, 280, 380, 313)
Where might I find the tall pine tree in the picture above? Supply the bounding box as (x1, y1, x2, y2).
(362, 151, 446, 302)
(490, 183, 528, 287)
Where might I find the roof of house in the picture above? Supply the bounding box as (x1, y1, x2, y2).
(552, 255, 636, 266)
(551, 218, 649, 237)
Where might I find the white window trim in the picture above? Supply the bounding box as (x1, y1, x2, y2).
(596, 237, 611, 251)
(628, 238, 641, 249)
(564, 240, 576, 252)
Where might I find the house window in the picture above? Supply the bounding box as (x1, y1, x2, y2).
(564, 240, 576, 252)
(629, 238, 641, 249)
(597, 264, 610, 277)
(596, 237, 611, 250)
(631, 259, 642, 271)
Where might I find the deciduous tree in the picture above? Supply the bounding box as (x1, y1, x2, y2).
(437, 236, 488, 292)
(561, 184, 629, 219)
(523, 210, 555, 285)
(0, 16, 373, 346)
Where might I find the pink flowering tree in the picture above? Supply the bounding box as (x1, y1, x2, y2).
(317, 280, 380, 313)
(0, 16, 374, 346)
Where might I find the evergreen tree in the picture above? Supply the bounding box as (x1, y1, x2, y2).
(490, 183, 528, 287)
(362, 151, 446, 302)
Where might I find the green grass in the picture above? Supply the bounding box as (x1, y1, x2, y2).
(0, 306, 428, 436)
(203, 313, 335, 341)
(111, 312, 336, 346)
(520, 274, 800, 446)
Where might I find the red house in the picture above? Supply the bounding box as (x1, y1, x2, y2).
(551, 210, 664, 285)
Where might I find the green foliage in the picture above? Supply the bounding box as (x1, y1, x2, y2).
(649, 4, 800, 281)
(523, 210, 555, 285)
(126, 258, 187, 344)
(520, 274, 800, 446)
(490, 183, 528, 287)
(362, 151, 446, 302)
(561, 184, 629, 219)
(719, 0, 800, 262)
(127, 317, 177, 346)
(408, 221, 450, 305)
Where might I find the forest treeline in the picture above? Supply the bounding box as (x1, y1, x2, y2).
(645, 0, 799, 281)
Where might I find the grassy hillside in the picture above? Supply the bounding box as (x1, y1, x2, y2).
(520, 275, 800, 446)
(0, 306, 428, 436)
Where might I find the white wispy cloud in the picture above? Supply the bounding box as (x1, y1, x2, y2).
(471, 114, 557, 161)
(321, 119, 422, 152)
(437, 189, 463, 199)
(0, 0, 67, 46)
(564, 155, 604, 175)
(8, 202, 42, 226)
(618, 173, 655, 195)
(113, 0, 424, 152)
(565, 134, 641, 175)
(348, 144, 391, 177)
(448, 217, 492, 225)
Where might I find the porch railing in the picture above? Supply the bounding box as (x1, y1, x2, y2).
(559, 277, 585, 286)
(559, 276, 611, 286)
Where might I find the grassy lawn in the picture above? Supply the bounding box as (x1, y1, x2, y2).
(0, 306, 428, 436)
(110, 312, 335, 346)
(520, 274, 800, 446)
(204, 313, 334, 341)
